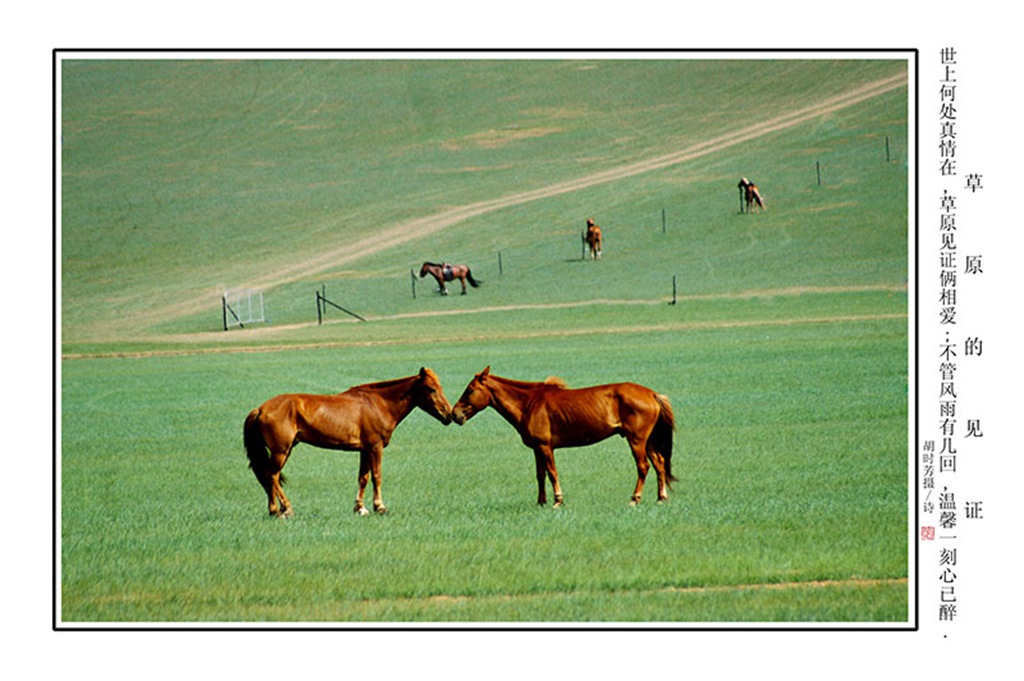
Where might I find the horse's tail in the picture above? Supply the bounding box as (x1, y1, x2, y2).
(244, 409, 285, 485)
(466, 268, 482, 288)
(650, 394, 677, 487)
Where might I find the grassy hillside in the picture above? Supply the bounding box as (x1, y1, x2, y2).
(60, 58, 906, 351)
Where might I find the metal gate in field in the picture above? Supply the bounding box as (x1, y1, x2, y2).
(222, 288, 265, 330)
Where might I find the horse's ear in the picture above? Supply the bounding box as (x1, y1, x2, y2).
(480, 366, 491, 378)
(419, 367, 428, 378)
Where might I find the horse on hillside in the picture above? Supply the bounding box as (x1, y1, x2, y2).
(451, 366, 676, 507)
(244, 368, 452, 517)
(738, 177, 766, 213)
(419, 261, 483, 295)
(584, 218, 603, 259)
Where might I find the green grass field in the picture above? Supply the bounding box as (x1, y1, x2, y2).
(59, 56, 910, 624)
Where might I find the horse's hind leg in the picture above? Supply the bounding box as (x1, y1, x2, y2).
(271, 473, 293, 517)
(648, 451, 669, 503)
(628, 439, 650, 505)
(459, 276, 468, 295)
(256, 475, 278, 516)
(267, 450, 293, 517)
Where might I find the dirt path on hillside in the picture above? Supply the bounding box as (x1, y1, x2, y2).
(99, 71, 909, 340)
(66, 312, 909, 360)
(65, 283, 908, 359)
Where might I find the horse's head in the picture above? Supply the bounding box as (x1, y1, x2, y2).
(418, 262, 430, 277)
(452, 366, 492, 425)
(415, 367, 452, 425)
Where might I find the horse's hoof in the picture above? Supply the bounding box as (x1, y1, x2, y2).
(375, 506, 388, 516)
(354, 506, 370, 516)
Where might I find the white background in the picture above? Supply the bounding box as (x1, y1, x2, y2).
(13, 2, 1021, 678)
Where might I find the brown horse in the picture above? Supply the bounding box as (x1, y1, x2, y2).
(738, 177, 766, 213)
(419, 261, 482, 295)
(584, 218, 603, 259)
(451, 366, 676, 507)
(244, 368, 452, 517)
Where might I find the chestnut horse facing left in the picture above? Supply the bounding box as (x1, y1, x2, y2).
(452, 366, 676, 507)
(244, 368, 452, 517)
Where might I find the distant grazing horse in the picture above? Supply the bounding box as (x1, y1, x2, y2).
(738, 177, 766, 213)
(584, 218, 603, 259)
(451, 366, 676, 507)
(419, 261, 482, 295)
(244, 368, 452, 517)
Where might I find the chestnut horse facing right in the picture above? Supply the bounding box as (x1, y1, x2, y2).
(452, 367, 676, 507)
(244, 368, 452, 517)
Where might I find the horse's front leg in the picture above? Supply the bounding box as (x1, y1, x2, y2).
(533, 450, 547, 506)
(369, 443, 387, 514)
(533, 445, 563, 507)
(354, 450, 371, 516)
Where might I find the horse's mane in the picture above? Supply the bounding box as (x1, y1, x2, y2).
(422, 261, 444, 268)
(346, 374, 418, 393)
(490, 373, 567, 389)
